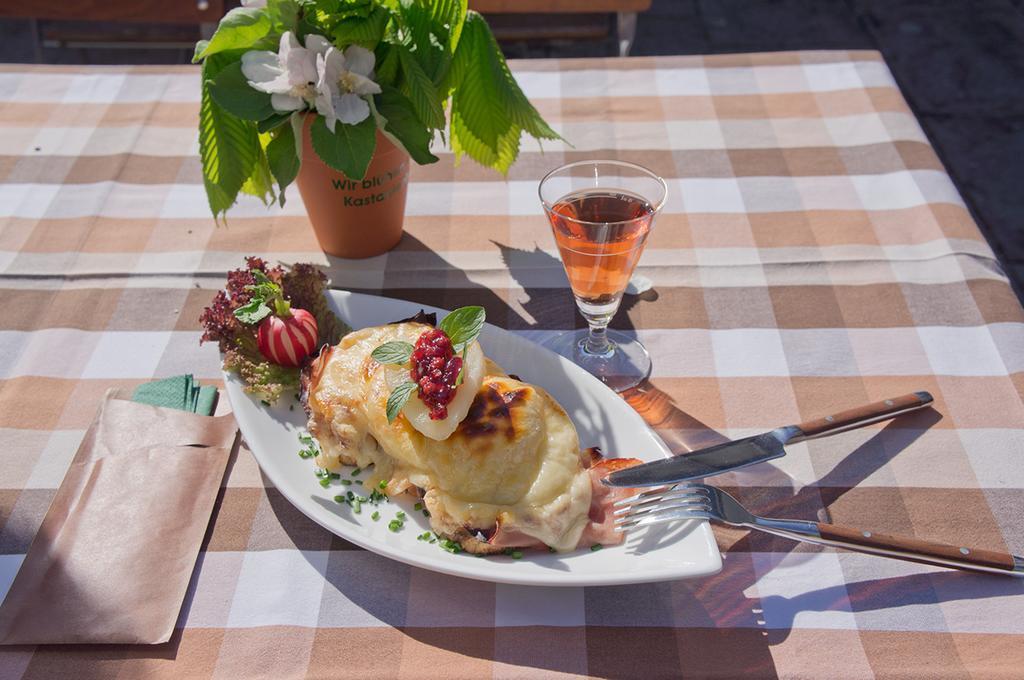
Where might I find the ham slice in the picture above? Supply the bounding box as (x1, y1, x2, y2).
(486, 448, 642, 551)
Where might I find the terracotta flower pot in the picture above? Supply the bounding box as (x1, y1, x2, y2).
(296, 115, 411, 259)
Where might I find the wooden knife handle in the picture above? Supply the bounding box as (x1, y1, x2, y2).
(793, 391, 933, 440)
(815, 523, 1021, 575)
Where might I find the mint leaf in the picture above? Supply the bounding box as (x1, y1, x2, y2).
(309, 115, 377, 180)
(267, 123, 300, 206)
(386, 381, 417, 423)
(455, 344, 467, 386)
(371, 341, 414, 365)
(195, 8, 271, 62)
(234, 298, 272, 324)
(374, 87, 438, 166)
(439, 306, 485, 350)
(209, 61, 276, 121)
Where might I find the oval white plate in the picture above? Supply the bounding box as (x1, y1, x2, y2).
(225, 291, 722, 586)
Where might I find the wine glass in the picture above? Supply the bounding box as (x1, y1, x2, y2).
(538, 160, 667, 392)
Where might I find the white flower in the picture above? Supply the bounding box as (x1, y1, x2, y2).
(240, 32, 319, 113)
(315, 45, 382, 131)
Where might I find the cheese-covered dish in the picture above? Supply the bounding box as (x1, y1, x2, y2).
(303, 310, 640, 554)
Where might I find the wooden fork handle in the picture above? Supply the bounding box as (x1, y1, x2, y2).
(814, 523, 1023, 576)
(792, 391, 933, 441)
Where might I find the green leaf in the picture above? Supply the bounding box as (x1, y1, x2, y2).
(199, 54, 260, 219)
(386, 381, 417, 423)
(450, 105, 519, 174)
(444, 11, 562, 173)
(374, 87, 437, 165)
(309, 115, 377, 180)
(439, 306, 485, 349)
(267, 124, 301, 206)
(397, 46, 445, 130)
(374, 43, 400, 86)
(429, 0, 467, 53)
(331, 6, 390, 49)
(266, 0, 300, 34)
(448, 13, 510, 151)
(208, 61, 276, 122)
(193, 40, 210, 64)
(234, 298, 272, 324)
(400, 1, 445, 85)
(455, 344, 467, 386)
(195, 8, 271, 62)
(240, 141, 276, 205)
(257, 112, 292, 133)
(466, 11, 563, 142)
(371, 341, 414, 365)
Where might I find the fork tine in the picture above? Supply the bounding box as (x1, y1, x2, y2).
(612, 485, 676, 508)
(611, 487, 709, 516)
(612, 482, 709, 508)
(615, 509, 714, 532)
(614, 495, 710, 521)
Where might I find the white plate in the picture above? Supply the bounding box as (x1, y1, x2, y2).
(225, 291, 722, 586)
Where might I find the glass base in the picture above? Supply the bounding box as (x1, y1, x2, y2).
(541, 329, 651, 393)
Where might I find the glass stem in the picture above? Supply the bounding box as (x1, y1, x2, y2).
(582, 322, 613, 356)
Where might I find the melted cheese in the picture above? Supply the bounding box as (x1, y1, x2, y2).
(306, 322, 592, 551)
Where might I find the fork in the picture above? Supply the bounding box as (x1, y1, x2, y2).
(615, 483, 1024, 577)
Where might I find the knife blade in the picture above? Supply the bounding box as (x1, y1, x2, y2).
(603, 391, 933, 488)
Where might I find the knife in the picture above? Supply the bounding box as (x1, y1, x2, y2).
(603, 391, 934, 487)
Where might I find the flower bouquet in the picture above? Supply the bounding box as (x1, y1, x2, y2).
(194, 0, 561, 255)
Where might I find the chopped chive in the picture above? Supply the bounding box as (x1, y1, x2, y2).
(429, 538, 437, 544)
(378, 480, 388, 490)
(371, 511, 380, 521)
(346, 491, 355, 501)
(356, 496, 368, 503)
(333, 495, 345, 503)
(330, 472, 341, 479)
(340, 479, 352, 486)
(422, 509, 430, 518)
(510, 550, 523, 560)
(396, 511, 406, 520)
(388, 520, 402, 532)
(351, 468, 362, 476)
(353, 500, 361, 514)
(413, 502, 423, 511)
(590, 544, 603, 552)
(318, 478, 330, 488)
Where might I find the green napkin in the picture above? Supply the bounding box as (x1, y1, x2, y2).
(132, 375, 218, 415)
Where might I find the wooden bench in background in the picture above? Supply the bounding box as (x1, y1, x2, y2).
(0, 0, 651, 61)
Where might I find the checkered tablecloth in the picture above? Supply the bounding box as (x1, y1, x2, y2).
(1, 50, 1022, 678)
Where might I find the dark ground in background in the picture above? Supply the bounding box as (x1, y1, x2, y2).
(1, 1, 1022, 302)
